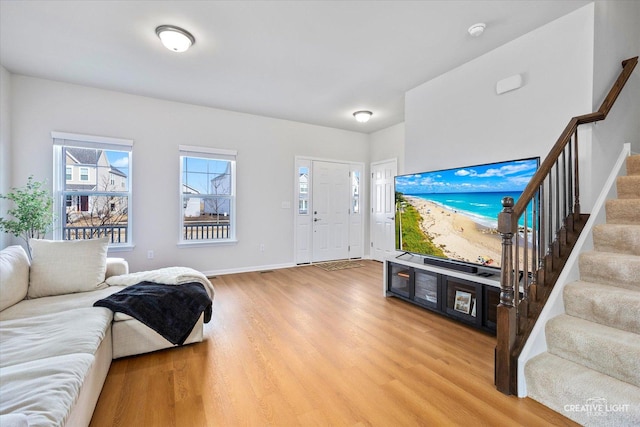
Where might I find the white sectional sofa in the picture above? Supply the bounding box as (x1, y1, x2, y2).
(0, 239, 214, 427)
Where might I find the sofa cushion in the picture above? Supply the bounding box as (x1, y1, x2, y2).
(28, 238, 109, 298)
(0, 414, 28, 427)
(0, 353, 93, 427)
(0, 246, 30, 311)
(0, 307, 113, 368)
(0, 286, 123, 321)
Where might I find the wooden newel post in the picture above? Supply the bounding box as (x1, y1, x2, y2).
(495, 197, 517, 394)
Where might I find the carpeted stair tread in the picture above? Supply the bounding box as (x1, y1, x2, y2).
(627, 155, 640, 176)
(616, 175, 640, 198)
(579, 251, 640, 291)
(606, 199, 640, 224)
(564, 281, 640, 334)
(546, 314, 640, 387)
(593, 223, 640, 255)
(526, 352, 640, 426)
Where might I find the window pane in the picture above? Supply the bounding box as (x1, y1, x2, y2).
(352, 171, 360, 214)
(183, 196, 232, 240)
(298, 167, 309, 215)
(63, 195, 129, 243)
(80, 167, 89, 181)
(104, 151, 130, 191)
(64, 147, 129, 192)
(182, 156, 231, 196)
(299, 199, 308, 215)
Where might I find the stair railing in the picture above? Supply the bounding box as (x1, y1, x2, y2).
(495, 56, 638, 395)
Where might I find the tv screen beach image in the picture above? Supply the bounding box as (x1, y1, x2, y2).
(395, 158, 538, 268)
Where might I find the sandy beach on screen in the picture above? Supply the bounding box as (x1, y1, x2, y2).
(404, 196, 503, 267)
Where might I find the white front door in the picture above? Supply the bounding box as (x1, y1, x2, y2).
(312, 161, 350, 262)
(370, 159, 397, 262)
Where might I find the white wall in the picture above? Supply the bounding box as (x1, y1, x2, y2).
(369, 122, 404, 174)
(9, 76, 369, 274)
(0, 66, 10, 249)
(590, 0, 640, 195)
(405, 4, 595, 176)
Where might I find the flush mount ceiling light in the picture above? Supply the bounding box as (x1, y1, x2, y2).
(156, 25, 195, 52)
(353, 110, 373, 123)
(468, 23, 486, 37)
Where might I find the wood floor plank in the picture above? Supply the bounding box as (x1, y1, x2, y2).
(90, 261, 578, 426)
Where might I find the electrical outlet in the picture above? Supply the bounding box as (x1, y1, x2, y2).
(147, 250, 154, 259)
(259, 244, 265, 252)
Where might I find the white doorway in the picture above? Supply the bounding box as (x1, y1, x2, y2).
(370, 159, 397, 262)
(294, 157, 364, 264)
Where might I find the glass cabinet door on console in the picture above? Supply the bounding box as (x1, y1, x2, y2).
(413, 269, 440, 309)
(388, 263, 411, 298)
(444, 277, 482, 327)
(483, 286, 500, 330)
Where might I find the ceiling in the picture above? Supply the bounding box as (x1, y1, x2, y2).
(0, 1, 591, 133)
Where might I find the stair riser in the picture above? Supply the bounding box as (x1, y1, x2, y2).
(564, 282, 640, 334)
(606, 199, 640, 224)
(616, 176, 640, 198)
(580, 252, 640, 291)
(546, 315, 640, 387)
(627, 155, 640, 176)
(593, 224, 640, 256)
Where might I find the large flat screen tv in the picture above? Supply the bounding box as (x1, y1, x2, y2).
(394, 157, 539, 272)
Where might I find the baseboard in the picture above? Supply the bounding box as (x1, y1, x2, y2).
(202, 255, 374, 277)
(202, 262, 297, 277)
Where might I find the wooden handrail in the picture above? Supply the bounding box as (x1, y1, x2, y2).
(597, 56, 639, 116)
(495, 56, 638, 395)
(511, 56, 638, 222)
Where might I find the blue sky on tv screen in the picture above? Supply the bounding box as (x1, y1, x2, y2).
(396, 158, 538, 195)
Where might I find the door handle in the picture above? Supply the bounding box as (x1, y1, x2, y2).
(387, 216, 395, 220)
(314, 218, 321, 222)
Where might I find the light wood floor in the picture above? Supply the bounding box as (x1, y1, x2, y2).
(90, 261, 577, 426)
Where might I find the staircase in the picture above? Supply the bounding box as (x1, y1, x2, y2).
(525, 154, 640, 426)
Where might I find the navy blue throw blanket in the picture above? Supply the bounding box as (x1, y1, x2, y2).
(94, 281, 212, 346)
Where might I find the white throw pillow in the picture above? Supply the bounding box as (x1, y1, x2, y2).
(28, 238, 109, 298)
(0, 245, 30, 311)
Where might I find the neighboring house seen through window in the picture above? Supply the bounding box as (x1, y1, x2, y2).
(52, 132, 133, 247)
(298, 167, 309, 215)
(179, 145, 237, 244)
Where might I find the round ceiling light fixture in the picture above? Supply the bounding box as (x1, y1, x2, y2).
(468, 23, 486, 37)
(156, 25, 195, 52)
(353, 110, 373, 123)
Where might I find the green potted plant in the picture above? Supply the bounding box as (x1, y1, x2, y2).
(0, 175, 54, 259)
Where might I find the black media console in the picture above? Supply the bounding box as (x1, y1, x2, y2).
(384, 254, 500, 334)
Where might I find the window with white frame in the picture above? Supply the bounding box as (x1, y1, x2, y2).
(52, 132, 133, 246)
(298, 166, 309, 215)
(179, 145, 236, 243)
(351, 170, 360, 214)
